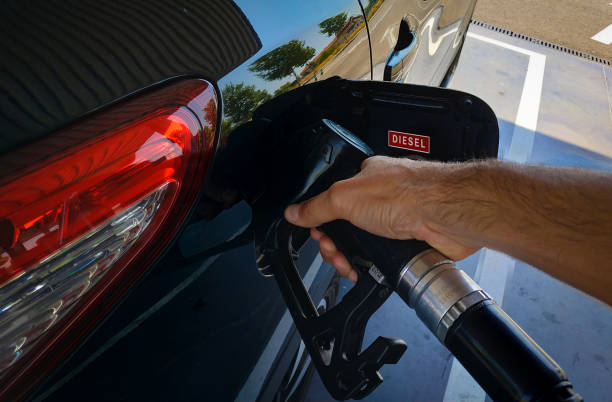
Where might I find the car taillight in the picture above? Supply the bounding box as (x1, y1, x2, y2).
(0, 79, 218, 398)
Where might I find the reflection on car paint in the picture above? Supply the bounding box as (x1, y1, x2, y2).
(0, 0, 477, 398)
(220, 1, 366, 139)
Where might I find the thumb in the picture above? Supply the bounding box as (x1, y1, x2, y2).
(284, 186, 344, 228)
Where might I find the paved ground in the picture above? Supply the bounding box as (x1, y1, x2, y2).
(473, 0, 612, 62)
(306, 0, 404, 83)
(306, 22, 612, 402)
(313, 0, 612, 84)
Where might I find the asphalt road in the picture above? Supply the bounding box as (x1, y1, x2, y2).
(308, 0, 401, 82)
(314, 0, 612, 83)
(474, 0, 612, 61)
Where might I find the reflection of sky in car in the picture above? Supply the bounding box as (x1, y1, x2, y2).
(223, 0, 361, 93)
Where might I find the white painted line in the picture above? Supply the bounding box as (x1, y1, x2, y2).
(473, 249, 516, 303)
(506, 53, 546, 163)
(236, 253, 324, 401)
(467, 32, 546, 163)
(443, 31, 544, 402)
(603, 66, 612, 123)
(467, 32, 542, 57)
(592, 24, 612, 45)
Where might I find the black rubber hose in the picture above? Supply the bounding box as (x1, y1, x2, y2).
(444, 300, 582, 402)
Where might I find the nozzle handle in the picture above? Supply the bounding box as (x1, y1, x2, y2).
(319, 219, 430, 286)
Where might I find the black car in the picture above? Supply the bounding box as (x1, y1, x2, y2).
(0, 0, 476, 399)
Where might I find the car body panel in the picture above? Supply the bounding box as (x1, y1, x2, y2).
(0, 0, 475, 399)
(0, 0, 260, 154)
(378, 1, 474, 84)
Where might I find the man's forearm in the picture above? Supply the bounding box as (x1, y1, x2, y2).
(425, 160, 612, 305)
(285, 156, 612, 305)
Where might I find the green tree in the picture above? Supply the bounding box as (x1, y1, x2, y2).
(222, 83, 271, 124)
(220, 119, 234, 141)
(273, 81, 296, 97)
(248, 40, 315, 81)
(318, 12, 348, 37)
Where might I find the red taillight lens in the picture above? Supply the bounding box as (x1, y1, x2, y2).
(0, 79, 217, 395)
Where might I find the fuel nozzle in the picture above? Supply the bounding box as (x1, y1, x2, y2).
(262, 118, 580, 401)
(247, 77, 579, 400)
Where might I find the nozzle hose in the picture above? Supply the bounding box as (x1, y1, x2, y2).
(396, 249, 582, 402)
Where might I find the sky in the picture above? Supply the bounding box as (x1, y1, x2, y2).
(219, 0, 362, 94)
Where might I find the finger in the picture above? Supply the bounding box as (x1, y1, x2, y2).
(318, 243, 351, 278)
(332, 252, 357, 283)
(310, 230, 341, 271)
(319, 247, 350, 278)
(332, 259, 353, 279)
(319, 248, 335, 267)
(284, 184, 345, 228)
(313, 232, 356, 280)
(318, 234, 337, 254)
(310, 227, 324, 241)
(318, 235, 353, 275)
(330, 250, 355, 280)
(312, 232, 358, 284)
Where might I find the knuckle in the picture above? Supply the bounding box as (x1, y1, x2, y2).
(299, 199, 314, 219)
(361, 157, 374, 170)
(327, 181, 347, 212)
(361, 155, 380, 169)
(327, 181, 342, 198)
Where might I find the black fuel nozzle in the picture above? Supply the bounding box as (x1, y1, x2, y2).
(256, 119, 414, 399)
(247, 78, 580, 401)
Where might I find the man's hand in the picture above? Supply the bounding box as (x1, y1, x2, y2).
(286, 156, 612, 305)
(284, 156, 480, 282)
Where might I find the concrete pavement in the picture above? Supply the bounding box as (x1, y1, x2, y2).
(473, 0, 612, 62)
